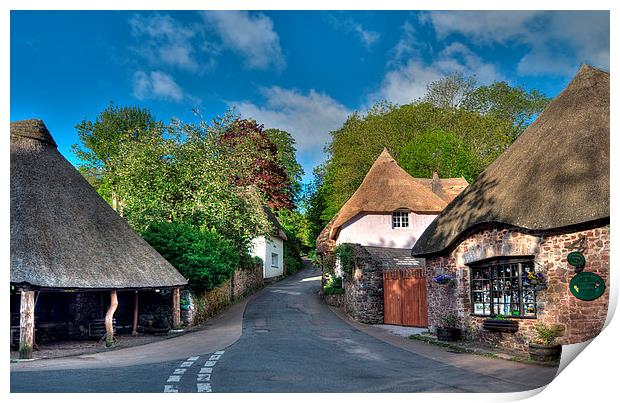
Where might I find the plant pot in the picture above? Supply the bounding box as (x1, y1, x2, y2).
(436, 327, 462, 342)
(529, 343, 562, 362)
(482, 319, 519, 333)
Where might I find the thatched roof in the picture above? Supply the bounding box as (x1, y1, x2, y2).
(327, 149, 456, 241)
(316, 215, 338, 254)
(415, 173, 469, 203)
(262, 205, 288, 241)
(412, 65, 610, 257)
(11, 119, 188, 289)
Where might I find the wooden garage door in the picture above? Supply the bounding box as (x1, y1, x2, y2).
(383, 269, 428, 327)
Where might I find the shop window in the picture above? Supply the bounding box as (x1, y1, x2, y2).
(470, 258, 537, 318)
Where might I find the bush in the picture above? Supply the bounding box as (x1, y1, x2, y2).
(334, 244, 355, 276)
(283, 227, 303, 275)
(323, 286, 345, 295)
(533, 322, 563, 345)
(323, 273, 344, 295)
(142, 221, 239, 291)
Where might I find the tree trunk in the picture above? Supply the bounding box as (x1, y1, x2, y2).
(172, 288, 181, 329)
(19, 290, 35, 359)
(132, 291, 139, 336)
(105, 290, 118, 347)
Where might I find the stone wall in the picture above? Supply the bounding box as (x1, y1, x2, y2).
(184, 262, 264, 326)
(233, 263, 264, 300)
(344, 245, 384, 324)
(322, 293, 345, 307)
(425, 223, 610, 352)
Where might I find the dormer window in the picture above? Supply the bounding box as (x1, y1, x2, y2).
(392, 211, 409, 228)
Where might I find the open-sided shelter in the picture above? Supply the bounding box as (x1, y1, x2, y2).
(11, 119, 187, 358)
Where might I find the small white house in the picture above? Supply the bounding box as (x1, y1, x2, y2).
(251, 206, 288, 279)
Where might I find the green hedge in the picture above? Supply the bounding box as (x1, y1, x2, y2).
(142, 221, 239, 291)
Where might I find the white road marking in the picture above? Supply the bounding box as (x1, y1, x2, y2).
(209, 354, 222, 360)
(199, 367, 213, 374)
(204, 361, 217, 367)
(197, 383, 212, 393)
(181, 361, 194, 367)
(166, 375, 181, 383)
(197, 373, 211, 382)
(173, 368, 187, 375)
(187, 356, 199, 361)
(215, 350, 225, 355)
(164, 385, 178, 393)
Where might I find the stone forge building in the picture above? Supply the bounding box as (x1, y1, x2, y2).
(10, 119, 187, 358)
(316, 148, 467, 324)
(411, 65, 609, 352)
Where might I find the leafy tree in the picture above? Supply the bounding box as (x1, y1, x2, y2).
(463, 81, 550, 138)
(399, 129, 475, 182)
(423, 73, 476, 110)
(219, 120, 295, 210)
(72, 102, 162, 215)
(264, 128, 304, 200)
(142, 221, 239, 291)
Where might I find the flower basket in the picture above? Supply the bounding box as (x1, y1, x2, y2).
(482, 319, 519, 333)
(433, 274, 455, 286)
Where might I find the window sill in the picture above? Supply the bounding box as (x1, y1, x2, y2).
(470, 314, 537, 320)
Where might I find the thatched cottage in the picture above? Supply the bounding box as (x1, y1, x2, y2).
(411, 65, 610, 352)
(10, 119, 187, 358)
(316, 148, 467, 325)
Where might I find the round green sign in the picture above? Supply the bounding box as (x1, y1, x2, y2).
(567, 251, 586, 267)
(569, 272, 605, 301)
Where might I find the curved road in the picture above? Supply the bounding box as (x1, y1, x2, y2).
(11, 263, 557, 393)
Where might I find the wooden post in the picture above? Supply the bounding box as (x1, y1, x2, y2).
(19, 290, 35, 359)
(172, 288, 181, 329)
(132, 291, 139, 336)
(105, 290, 118, 347)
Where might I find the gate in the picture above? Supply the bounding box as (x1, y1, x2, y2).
(383, 269, 428, 327)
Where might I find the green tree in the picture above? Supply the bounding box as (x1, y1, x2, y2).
(72, 102, 162, 215)
(264, 128, 304, 200)
(399, 129, 476, 182)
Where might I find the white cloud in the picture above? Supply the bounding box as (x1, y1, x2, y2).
(373, 40, 502, 106)
(423, 10, 609, 75)
(327, 14, 380, 49)
(202, 11, 285, 70)
(132, 71, 185, 102)
(230, 87, 351, 164)
(129, 13, 210, 72)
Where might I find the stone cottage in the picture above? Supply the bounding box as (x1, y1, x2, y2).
(316, 148, 468, 324)
(10, 119, 187, 358)
(411, 65, 610, 352)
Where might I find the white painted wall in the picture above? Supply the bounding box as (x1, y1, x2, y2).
(335, 212, 437, 249)
(250, 235, 284, 279)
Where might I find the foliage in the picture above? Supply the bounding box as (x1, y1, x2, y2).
(141, 221, 239, 291)
(323, 273, 344, 295)
(423, 73, 476, 110)
(334, 244, 355, 277)
(72, 102, 163, 215)
(219, 119, 295, 210)
(533, 322, 563, 345)
(441, 313, 459, 328)
(282, 227, 303, 275)
(264, 128, 304, 202)
(302, 165, 331, 249)
(400, 129, 475, 182)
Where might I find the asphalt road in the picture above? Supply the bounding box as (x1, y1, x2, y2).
(11, 263, 557, 393)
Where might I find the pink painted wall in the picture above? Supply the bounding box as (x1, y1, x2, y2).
(335, 212, 437, 249)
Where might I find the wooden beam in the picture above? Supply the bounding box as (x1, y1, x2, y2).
(172, 288, 181, 329)
(132, 291, 139, 336)
(19, 290, 35, 359)
(105, 290, 118, 347)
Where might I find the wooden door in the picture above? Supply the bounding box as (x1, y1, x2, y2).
(383, 270, 402, 325)
(383, 269, 428, 327)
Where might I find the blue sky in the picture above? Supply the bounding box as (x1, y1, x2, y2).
(11, 10, 609, 183)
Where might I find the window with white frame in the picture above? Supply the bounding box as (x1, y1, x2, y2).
(392, 211, 409, 228)
(271, 253, 279, 268)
